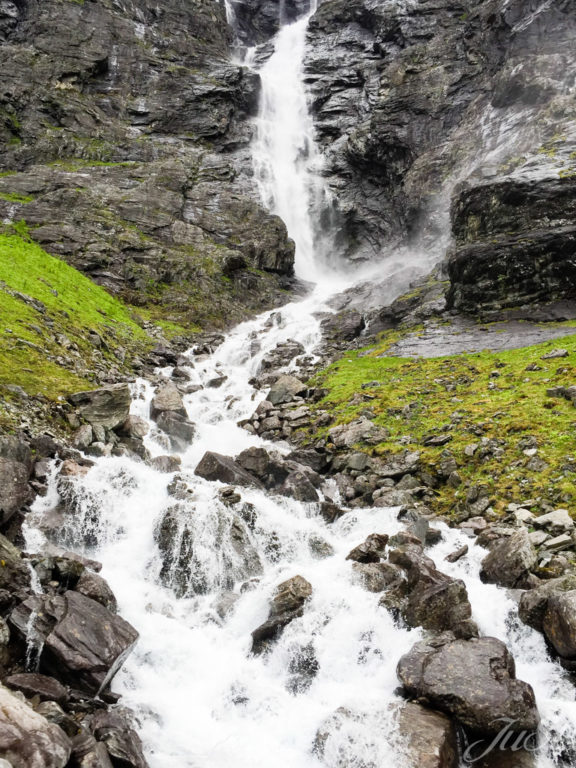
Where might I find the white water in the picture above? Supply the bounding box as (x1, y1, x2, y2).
(23, 5, 576, 768)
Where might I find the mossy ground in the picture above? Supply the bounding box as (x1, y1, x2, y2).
(308, 329, 576, 518)
(0, 229, 183, 428)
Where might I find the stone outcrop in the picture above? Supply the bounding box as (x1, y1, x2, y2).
(397, 635, 539, 736)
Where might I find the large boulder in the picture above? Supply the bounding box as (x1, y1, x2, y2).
(480, 529, 537, 588)
(519, 574, 576, 631)
(68, 385, 131, 430)
(0, 683, 72, 768)
(542, 590, 576, 660)
(396, 702, 459, 768)
(10, 591, 138, 695)
(397, 635, 539, 735)
(150, 382, 187, 421)
(195, 451, 264, 488)
(329, 417, 388, 448)
(266, 375, 307, 406)
(251, 575, 312, 654)
(155, 411, 196, 452)
(0, 435, 33, 524)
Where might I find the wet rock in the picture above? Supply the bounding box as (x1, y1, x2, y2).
(267, 375, 307, 405)
(319, 501, 347, 524)
(251, 575, 312, 654)
(352, 562, 403, 593)
(73, 424, 94, 450)
(90, 709, 148, 768)
(278, 471, 319, 503)
(0, 435, 33, 524)
(286, 449, 330, 475)
(346, 534, 389, 563)
(74, 570, 118, 613)
(445, 545, 468, 564)
(69, 385, 131, 430)
(195, 451, 264, 488)
(480, 529, 537, 588)
(320, 309, 365, 343)
(329, 417, 389, 448)
(5, 672, 68, 705)
(150, 382, 187, 420)
(543, 591, 576, 659)
(117, 416, 149, 440)
(387, 545, 477, 637)
(0, 683, 72, 767)
(35, 701, 79, 739)
(155, 411, 196, 452)
(397, 635, 539, 735)
(396, 702, 458, 768)
(519, 575, 576, 632)
(10, 591, 138, 695)
(71, 733, 114, 768)
(149, 455, 182, 474)
(0, 532, 30, 592)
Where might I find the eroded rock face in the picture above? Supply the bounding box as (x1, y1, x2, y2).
(195, 451, 264, 488)
(0, 684, 72, 767)
(251, 575, 312, 653)
(230, 0, 312, 45)
(10, 591, 138, 695)
(397, 635, 539, 735)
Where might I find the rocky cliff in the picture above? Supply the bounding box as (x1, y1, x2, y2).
(0, 0, 296, 331)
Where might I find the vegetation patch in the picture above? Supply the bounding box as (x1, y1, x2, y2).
(307, 330, 576, 517)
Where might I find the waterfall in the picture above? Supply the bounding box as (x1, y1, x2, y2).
(22, 6, 576, 768)
(249, 2, 337, 283)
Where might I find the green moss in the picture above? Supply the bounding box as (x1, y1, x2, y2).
(0, 192, 34, 204)
(0, 231, 150, 399)
(307, 329, 576, 517)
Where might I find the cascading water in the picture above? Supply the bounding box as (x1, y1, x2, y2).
(23, 5, 576, 768)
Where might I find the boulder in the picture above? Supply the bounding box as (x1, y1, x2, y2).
(150, 382, 187, 420)
(387, 544, 477, 637)
(266, 375, 307, 405)
(74, 570, 118, 612)
(90, 710, 148, 768)
(155, 411, 196, 451)
(68, 385, 131, 430)
(352, 562, 403, 593)
(251, 575, 312, 654)
(346, 534, 389, 563)
(71, 733, 114, 768)
(5, 672, 68, 705)
(278, 471, 319, 503)
(320, 309, 365, 343)
(533, 509, 574, 534)
(0, 435, 33, 524)
(0, 533, 30, 592)
(195, 451, 263, 488)
(10, 591, 138, 695)
(117, 415, 150, 440)
(519, 574, 576, 631)
(397, 635, 539, 735)
(329, 417, 388, 448)
(543, 591, 576, 659)
(480, 529, 537, 588)
(396, 702, 459, 768)
(319, 501, 346, 524)
(0, 683, 72, 768)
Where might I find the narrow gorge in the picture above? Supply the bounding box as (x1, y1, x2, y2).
(1, 1, 576, 768)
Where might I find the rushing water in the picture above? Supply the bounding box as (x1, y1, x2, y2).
(24, 5, 576, 768)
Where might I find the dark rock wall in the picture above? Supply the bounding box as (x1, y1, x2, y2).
(0, 0, 295, 329)
(304, 0, 576, 271)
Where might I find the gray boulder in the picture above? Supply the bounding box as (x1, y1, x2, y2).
(10, 591, 138, 695)
(251, 575, 312, 654)
(543, 591, 576, 659)
(0, 435, 33, 524)
(150, 382, 187, 420)
(519, 574, 576, 631)
(346, 533, 389, 563)
(480, 529, 537, 588)
(0, 683, 72, 768)
(278, 470, 319, 503)
(195, 451, 263, 488)
(396, 702, 458, 768)
(90, 710, 148, 768)
(329, 417, 388, 448)
(69, 385, 131, 430)
(155, 411, 196, 451)
(397, 635, 539, 735)
(267, 374, 307, 405)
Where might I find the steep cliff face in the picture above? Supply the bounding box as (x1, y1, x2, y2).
(304, 0, 576, 283)
(0, 0, 295, 329)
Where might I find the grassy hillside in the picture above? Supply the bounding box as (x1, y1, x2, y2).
(0, 227, 186, 427)
(308, 329, 576, 516)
